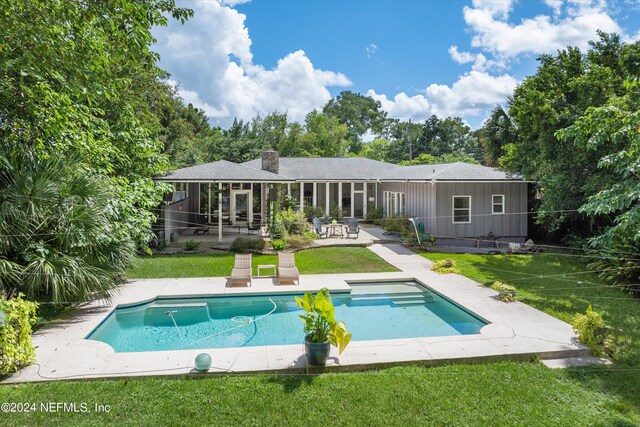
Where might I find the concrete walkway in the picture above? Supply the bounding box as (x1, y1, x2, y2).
(367, 243, 433, 272)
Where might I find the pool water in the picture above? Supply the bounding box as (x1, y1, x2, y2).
(87, 281, 487, 352)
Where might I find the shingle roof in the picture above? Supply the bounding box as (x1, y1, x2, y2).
(157, 158, 522, 182)
(386, 162, 521, 181)
(156, 160, 293, 182)
(241, 157, 402, 180)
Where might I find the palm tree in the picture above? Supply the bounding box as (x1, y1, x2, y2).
(481, 105, 517, 167)
(0, 152, 135, 304)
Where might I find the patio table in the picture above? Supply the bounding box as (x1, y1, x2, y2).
(328, 223, 344, 238)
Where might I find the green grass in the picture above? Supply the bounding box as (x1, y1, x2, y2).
(2, 252, 639, 425)
(127, 247, 398, 278)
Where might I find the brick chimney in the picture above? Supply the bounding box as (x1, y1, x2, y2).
(262, 150, 279, 174)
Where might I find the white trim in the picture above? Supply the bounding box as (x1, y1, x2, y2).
(325, 182, 330, 215)
(230, 189, 252, 225)
(350, 183, 355, 217)
(312, 182, 317, 208)
(452, 195, 472, 224)
(338, 182, 342, 211)
(492, 194, 505, 215)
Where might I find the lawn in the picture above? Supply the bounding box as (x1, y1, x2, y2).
(2, 252, 639, 425)
(127, 247, 398, 278)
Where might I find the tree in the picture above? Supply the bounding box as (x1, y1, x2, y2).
(359, 138, 391, 161)
(0, 0, 193, 248)
(0, 152, 136, 303)
(480, 105, 517, 167)
(323, 91, 387, 153)
(301, 111, 349, 157)
(503, 33, 629, 238)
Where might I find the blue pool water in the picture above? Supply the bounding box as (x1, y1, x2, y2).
(87, 281, 487, 352)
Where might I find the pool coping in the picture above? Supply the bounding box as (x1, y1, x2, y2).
(3, 268, 590, 383)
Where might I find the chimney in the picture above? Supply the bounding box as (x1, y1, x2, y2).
(262, 150, 279, 174)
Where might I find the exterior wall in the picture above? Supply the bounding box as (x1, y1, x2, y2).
(434, 182, 527, 240)
(162, 183, 199, 241)
(378, 182, 436, 232)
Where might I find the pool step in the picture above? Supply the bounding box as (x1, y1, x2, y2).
(350, 292, 436, 307)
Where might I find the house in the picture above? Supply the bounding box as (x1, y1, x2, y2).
(156, 150, 528, 246)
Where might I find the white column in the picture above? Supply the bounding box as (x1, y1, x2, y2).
(350, 183, 355, 218)
(287, 183, 291, 196)
(218, 182, 223, 243)
(300, 183, 304, 212)
(338, 182, 342, 213)
(260, 183, 265, 220)
(312, 182, 317, 208)
(325, 182, 330, 215)
(249, 183, 253, 223)
(363, 182, 368, 219)
(207, 183, 212, 223)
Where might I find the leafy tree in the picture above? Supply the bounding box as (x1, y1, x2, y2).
(398, 152, 480, 166)
(323, 91, 387, 153)
(359, 138, 391, 161)
(0, 152, 136, 303)
(301, 111, 349, 157)
(480, 105, 517, 167)
(504, 32, 629, 238)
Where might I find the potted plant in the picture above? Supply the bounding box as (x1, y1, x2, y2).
(294, 288, 352, 366)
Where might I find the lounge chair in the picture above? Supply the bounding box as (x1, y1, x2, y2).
(312, 217, 328, 238)
(345, 217, 360, 239)
(230, 253, 252, 286)
(278, 252, 299, 285)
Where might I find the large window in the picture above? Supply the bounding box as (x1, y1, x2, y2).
(171, 182, 189, 203)
(384, 191, 405, 217)
(452, 196, 471, 223)
(492, 194, 505, 215)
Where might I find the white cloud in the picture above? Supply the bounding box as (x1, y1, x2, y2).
(471, 0, 514, 18)
(426, 71, 518, 118)
(366, 90, 431, 122)
(153, 1, 351, 127)
(218, 0, 251, 6)
(448, 45, 476, 64)
(463, 0, 621, 57)
(366, 43, 378, 58)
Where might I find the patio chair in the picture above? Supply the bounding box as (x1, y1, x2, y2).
(277, 252, 299, 285)
(345, 217, 360, 239)
(230, 253, 252, 287)
(248, 215, 261, 234)
(312, 217, 328, 238)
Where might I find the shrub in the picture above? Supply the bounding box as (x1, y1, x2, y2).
(490, 281, 517, 302)
(366, 207, 383, 221)
(329, 202, 343, 221)
(280, 208, 309, 236)
(431, 258, 460, 274)
(184, 240, 201, 251)
(304, 206, 325, 222)
(230, 237, 266, 253)
(270, 239, 287, 250)
(285, 235, 313, 249)
(573, 305, 606, 357)
(0, 294, 38, 374)
(269, 210, 287, 239)
(384, 216, 411, 234)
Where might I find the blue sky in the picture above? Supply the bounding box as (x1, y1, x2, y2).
(153, 0, 640, 129)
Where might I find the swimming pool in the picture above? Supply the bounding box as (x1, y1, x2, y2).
(87, 280, 487, 352)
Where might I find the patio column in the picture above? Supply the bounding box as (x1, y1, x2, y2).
(350, 182, 355, 218)
(300, 184, 304, 212)
(207, 183, 212, 223)
(338, 182, 342, 213)
(287, 183, 291, 196)
(218, 182, 223, 243)
(260, 183, 265, 221)
(325, 182, 330, 215)
(312, 182, 317, 208)
(363, 182, 368, 219)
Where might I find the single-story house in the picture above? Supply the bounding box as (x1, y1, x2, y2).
(156, 150, 528, 246)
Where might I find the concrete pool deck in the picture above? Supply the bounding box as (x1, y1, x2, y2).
(3, 244, 591, 383)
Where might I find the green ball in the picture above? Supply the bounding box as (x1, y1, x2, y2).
(194, 353, 212, 371)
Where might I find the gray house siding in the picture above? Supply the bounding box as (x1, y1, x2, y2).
(161, 182, 199, 241)
(378, 182, 437, 232)
(434, 182, 527, 242)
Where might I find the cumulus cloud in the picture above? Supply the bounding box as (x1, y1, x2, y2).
(425, 71, 518, 118)
(463, 0, 621, 57)
(448, 45, 476, 64)
(366, 90, 431, 122)
(153, 1, 351, 127)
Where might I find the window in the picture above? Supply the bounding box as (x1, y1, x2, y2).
(384, 191, 405, 217)
(452, 196, 471, 223)
(171, 182, 189, 203)
(492, 194, 505, 215)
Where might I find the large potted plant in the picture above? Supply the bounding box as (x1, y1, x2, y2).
(294, 288, 352, 366)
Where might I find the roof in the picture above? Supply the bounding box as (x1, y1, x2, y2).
(387, 162, 521, 181)
(241, 157, 402, 180)
(157, 157, 522, 182)
(156, 160, 293, 182)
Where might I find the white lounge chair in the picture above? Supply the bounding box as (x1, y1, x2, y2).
(230, 253, 252, 286)
(278, 252, 299, 285)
